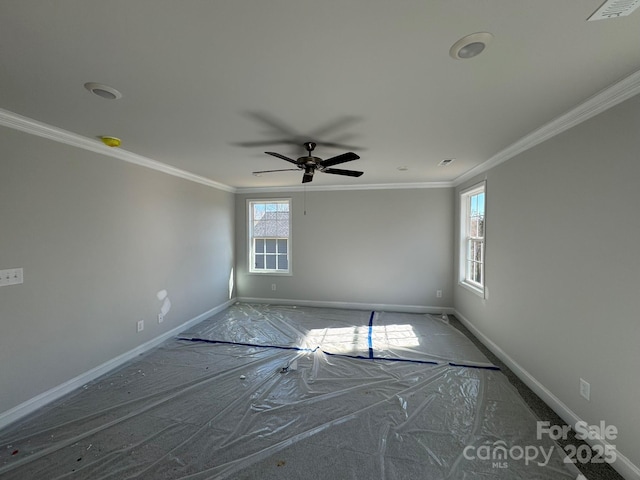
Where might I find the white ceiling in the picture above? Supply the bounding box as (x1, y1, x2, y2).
(1, 1, 640, 190)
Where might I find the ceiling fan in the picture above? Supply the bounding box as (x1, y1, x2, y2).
(253, 142, 363, 184)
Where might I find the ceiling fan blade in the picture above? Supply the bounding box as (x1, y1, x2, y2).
(323, 168, 364, 177)
(302, 167, 315, 183)
(265, 152, 300, 165)
(319, 152, 360, 168)
(234, 139, 302, 147)
(246, 112, 300, 137)
(307, 115, 361, 139)
(317, 141, 364, 151)
(252, 168, 301, 174)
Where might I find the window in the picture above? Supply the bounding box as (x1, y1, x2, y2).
(460, 183, 485, 295)
(248, 199, 291, 274)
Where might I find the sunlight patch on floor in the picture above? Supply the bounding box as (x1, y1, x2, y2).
(303, 324, 419, 353)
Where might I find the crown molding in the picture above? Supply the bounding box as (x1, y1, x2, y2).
(0, 108, 236, 193)
(0, 107, 449, 194)
(453, 68, 640, 187)
(4, 67, 639, 194)
(235, 181, 453, 194)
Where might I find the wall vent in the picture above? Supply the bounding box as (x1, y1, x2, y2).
(588, 0, 640, 20)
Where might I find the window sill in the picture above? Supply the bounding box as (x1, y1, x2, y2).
(458, 280, 485, 299)
(248, 271, 292, 276)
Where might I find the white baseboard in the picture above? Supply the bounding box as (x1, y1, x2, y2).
(237, 297, 453, 315)
(0, 298, 236, 431)
(453, 309, 640, 480)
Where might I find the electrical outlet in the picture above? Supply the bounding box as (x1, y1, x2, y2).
(0, 268, 23, 287)
(158, 313, 164, 324)
(271, 283, 276, 291)
(436, 289, 442, 298)
(579, 378, 590, 401)
(137, 320, 144, 332)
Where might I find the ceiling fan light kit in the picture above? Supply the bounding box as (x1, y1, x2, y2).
(254, 141, 363, 184)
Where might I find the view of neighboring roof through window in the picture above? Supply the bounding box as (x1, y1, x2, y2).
(249, 199, 291, 274)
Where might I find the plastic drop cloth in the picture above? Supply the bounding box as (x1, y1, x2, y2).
(179, 304, 494, 367)
(0, 304, 582, 479)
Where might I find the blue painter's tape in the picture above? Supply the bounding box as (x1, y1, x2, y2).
(323, 351, 439, 366)
(177, 337, 501, 371)
(448, 362, 501, 371)
(368, 311, 375, 359)
(322, 352, 499, 370)
(177, 337, 318, 353)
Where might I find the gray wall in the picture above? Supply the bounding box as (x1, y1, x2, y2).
(454, 94, 640, 469)
(4, 92, 637, 471)
(0, 127, 235, 414)
(235, 188, 454, 309)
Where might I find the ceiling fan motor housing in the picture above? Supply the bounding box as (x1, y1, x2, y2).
(300, 156, 322, 167)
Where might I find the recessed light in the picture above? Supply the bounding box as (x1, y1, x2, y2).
(397, 166, 409, 171)
(438, 158, 455, 167)
(450, 32, 493, 60)
(84, 82, 122, 100)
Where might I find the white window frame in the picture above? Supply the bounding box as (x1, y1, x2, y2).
(459, 182, 486, 297)
(247, 198, 292, 275)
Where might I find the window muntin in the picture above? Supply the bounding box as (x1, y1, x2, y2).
(248, 199, 291, 274)
(460, 184, 485, 295)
